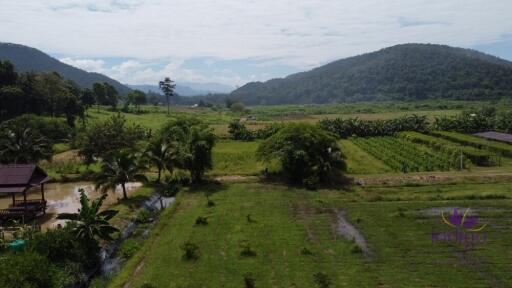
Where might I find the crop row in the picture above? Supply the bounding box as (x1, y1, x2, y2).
(429, 131, 512, 157)
(352, 136, 467, 172)
(397, 131, 497, 167)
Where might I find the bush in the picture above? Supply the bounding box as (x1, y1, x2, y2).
(257, 123, 346, 187)
(135, 210, 153, 224)
(350, 243, 363, 254)
(228, 120, 254, 140)
(240, 242, 257, 257)
(195, 216, 208, 225)
(0, 251, 56, 288)
(119, 239, 141, 259)
(181, 241, 199, 260)
(313, 272, 331, 288)
(244, 272, 256, 288)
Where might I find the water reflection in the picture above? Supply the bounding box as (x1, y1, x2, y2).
(0, 182, 142, 229)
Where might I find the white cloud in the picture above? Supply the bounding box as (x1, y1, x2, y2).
(2, 0, 512, 85)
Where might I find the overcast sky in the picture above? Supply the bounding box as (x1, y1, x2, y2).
(1, 0, 512, 87)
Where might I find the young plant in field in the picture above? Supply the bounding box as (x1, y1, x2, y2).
(181, 241, 199, 261)
(57, 188, 119, 241)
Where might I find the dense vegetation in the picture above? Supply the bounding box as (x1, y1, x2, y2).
(231, 44, 512, 104)
(0, 42, 130, 94)
(257, 123, 346, 188)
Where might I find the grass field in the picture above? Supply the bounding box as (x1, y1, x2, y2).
(109, 182, 512, 287)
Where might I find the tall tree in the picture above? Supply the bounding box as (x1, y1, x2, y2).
(81, 88, 96, 115)
(159, 77, 176, 115)
(94, 150, 148, 200)
(92, 82, 106, 112)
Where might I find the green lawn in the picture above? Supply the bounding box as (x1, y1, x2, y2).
(109, 182, 512, 287)
(210, 140, 264, 176)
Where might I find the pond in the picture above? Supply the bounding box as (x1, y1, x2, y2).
(0, 182, 142, 230)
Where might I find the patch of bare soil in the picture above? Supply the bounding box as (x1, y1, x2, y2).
(333, 209, 373, 258)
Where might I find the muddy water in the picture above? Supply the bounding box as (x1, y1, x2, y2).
(0, 182, 142, 229)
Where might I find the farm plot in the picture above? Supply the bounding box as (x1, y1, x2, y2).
(352, 136, 463, 172)
(398, 131, 498, 166)
(430, 131, 512, 157)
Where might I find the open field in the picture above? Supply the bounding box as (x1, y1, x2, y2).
(83, 100, 498, 137)
(110, 182, 512, 287)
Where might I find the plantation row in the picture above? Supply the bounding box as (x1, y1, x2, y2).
(397, 132, 498, 167)
(352, 136, 468, 172)
(430, 131, 512, 157)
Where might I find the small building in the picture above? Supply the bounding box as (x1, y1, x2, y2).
(0, 164, 50, 221)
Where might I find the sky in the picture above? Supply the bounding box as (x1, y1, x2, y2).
(1, 0, 512, 88)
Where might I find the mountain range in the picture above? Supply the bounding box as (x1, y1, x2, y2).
(230, 43, 512, 104)
(0, 42, 232, 96)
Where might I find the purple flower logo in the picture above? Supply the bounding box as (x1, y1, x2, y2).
(441, 208, 487, 232)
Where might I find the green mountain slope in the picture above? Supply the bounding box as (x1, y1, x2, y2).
(231, 44, 512, 104)
(0, 42, 130, 94)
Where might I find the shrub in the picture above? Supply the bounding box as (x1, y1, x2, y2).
(135, 209, 153, 223)
(240, 242, 257, 257)
(181, 241, 199, 260)
(119, 239, 141, 259)
(313, 272, 331, 288)
(243, 272, 256, 288)
(0, 251, 55, 288)
(350, 243, 363, 254)
(228, 120, 254, 141)
(301, 247, 314, 256)
(195, 216, 208, 225)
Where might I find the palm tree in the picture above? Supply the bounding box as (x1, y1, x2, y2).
(146, 137, 180, 183)
(57, 188, 119, 241)
(95, 150, 148, 200)
(0, 122, 52, 164)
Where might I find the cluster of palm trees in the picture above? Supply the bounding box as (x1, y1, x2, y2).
(0, 120, 52, 164)
(93, 117, 216, 200)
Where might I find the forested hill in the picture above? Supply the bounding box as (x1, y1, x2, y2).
(231, 44, 512, 105)
(0, 42, 131, 94)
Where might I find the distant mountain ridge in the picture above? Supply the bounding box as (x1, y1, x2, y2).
(0, 42, 131, 94)
(231, 43, 512, 105)
(129, 82, 233, 96)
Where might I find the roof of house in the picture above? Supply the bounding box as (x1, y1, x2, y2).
(0, 164, 50, 193)
(474, 131, 512, 144)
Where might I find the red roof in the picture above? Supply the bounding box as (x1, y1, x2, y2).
(0, 164, 50, 194)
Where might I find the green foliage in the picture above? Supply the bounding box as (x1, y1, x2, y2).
(77, 113, 146, 162)
(0, 251, 56, 288)
(159, 77, 176, 114)
(430, 130, 512, 157)
(93, 82, 119, 111)
(145, 135, 180, 182)
(228, 120, 254, 140)
(178, 122, 216, 183)
(0, 61, 85, 124)
(119, 239, 141, 259)
(319, 114, 428, 138)
(257, 123, 346, 187)
(0, 117, 52, 164)
(313, 272, 331, 288)
(57, 188, 119, 241)
(30, 225, 100, 270)
(240, 242, 257, 257)
(352, 136, 463, 172)
(181, 241, 199, 260)
(94, 149, 148, 199)
(230, 102, 246, 113)
(195, 216, 208, 225)
(398, 131, 496, 166)
(243, 272, 256, 288)
(231, 44, 512, 104)
(126, 90, 147, 112)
